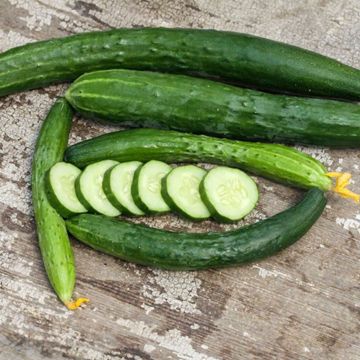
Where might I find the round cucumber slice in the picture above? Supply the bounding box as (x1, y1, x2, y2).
(103, 161, 145, 216)
(75, 160, 120, 217)
(132, 160, 172, 214)
(162, 165, 210, 220)
(200, 166, 258, 222)
(45, 162, 87, 218)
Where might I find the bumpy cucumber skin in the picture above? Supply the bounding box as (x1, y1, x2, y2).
(1, 28, 360, 100)
(102, 164, 144, 216)
(31, 98, 75, 304)
(65, 69, 360, 148)
(66, 189, 326, 270)
(64, 128, 332, 192)
(131, 164, 170, 215)
(161, 168, 210, 221)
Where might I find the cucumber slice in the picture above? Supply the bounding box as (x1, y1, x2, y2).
(45, 162, 87, 218)
(75, 160, 120, 217)
(162, 165, 210, 220)
(103, 161, 145, 216)
(132, 160, 172, 214)
(200, 166, 258, 222)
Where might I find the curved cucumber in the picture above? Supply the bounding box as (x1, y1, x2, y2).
(64, 128, 332, 192)
(200, 167, 258, 222)
(102, 161, 144, 216)
(66, 189, 326, 270)
(65, 70, 360, 147)
(45, 162, 87, 218)
(75, 160, 120, 217)
(31, 99, 76, 306)
(131, 160, 171, 214)
(1, 28, 360, 100)
(162, 165, 210, 221)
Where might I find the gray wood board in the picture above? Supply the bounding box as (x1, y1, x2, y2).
(0, 1, 359, 359)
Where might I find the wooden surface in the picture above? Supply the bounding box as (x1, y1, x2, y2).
(1, 1, 360, 359)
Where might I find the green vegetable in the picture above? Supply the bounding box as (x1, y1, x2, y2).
(75, 160, 120, 217)
(1, 28, 360, 100)
(66, 188, 326, 270)
(45, 162, 87, 218)
(65, 69, 360, 147)
(200, 167, 258, 222)
(131, 160, 172, 214)
(162, 165, 210, 221)
(32, 98, 88, 310)
(64, 128, 333, 192)
(102, 161, 144, 216)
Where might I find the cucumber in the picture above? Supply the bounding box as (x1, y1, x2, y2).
(131, 160, 171, 214)
(65, 128, 332, 192)
(102, 161, 144, 216)
(1, 28, 360, 100)
(200, 167, 258, 222)
(75, 160, 120, 217)
(162, 165, 210, 221)
(32, 98, 87, 309)
(65, 69, 360, 148)
(66, 188, 326, 270)
(45, 162, 87, 218)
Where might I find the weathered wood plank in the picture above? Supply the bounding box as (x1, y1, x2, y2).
(0, 1, 359, 359)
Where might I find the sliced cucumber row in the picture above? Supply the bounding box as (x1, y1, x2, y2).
(46, 160, 259, 222)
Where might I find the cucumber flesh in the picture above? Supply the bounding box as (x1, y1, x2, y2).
(162, 165, 210, 220)
(76, 160, 120, 217)
(200, 166, 258, 222)
(103, 161, 144, 216)
(46, 162, 87, 218)
(132, 160, 171, 214)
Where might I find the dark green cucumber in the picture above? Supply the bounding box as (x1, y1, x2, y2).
(65, 69, 360, 147)
(32, 98, 76, 306)
(66, 188, 326, 270)
(64, 128, 332, 192)
(1, 28, 360, 100)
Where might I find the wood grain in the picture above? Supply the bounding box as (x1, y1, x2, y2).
(0, 1, 359, 359)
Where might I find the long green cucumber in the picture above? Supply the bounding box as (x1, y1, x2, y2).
(64, 128, 332, 192)
(66, 188, 326, 270)
(32, 98, 87, 309)
(65, 70, 360, 147)
(1, 28, 360, 100)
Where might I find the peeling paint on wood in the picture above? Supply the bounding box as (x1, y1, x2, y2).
(0, 0, 360, 359)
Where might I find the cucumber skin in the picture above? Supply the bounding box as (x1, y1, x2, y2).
(161, 173, 210, 222)
(66, 69, 360, 148)
(131, 165, 170, 215)
(31, 98, 75, 304)
(66, 188, 326, 270)
(102, 165, 143, 216)
(64, 128, 332, 192)
(1, 28, 360, 100)
(44, 170, 78, 218)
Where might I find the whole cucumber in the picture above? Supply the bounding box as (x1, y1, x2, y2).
(1, 28, 360, 100)
(66, 189, 326, 270)
(66, 69, 360, 147)
(32, 98, 87, 310)
(64, 128, 332, 191)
